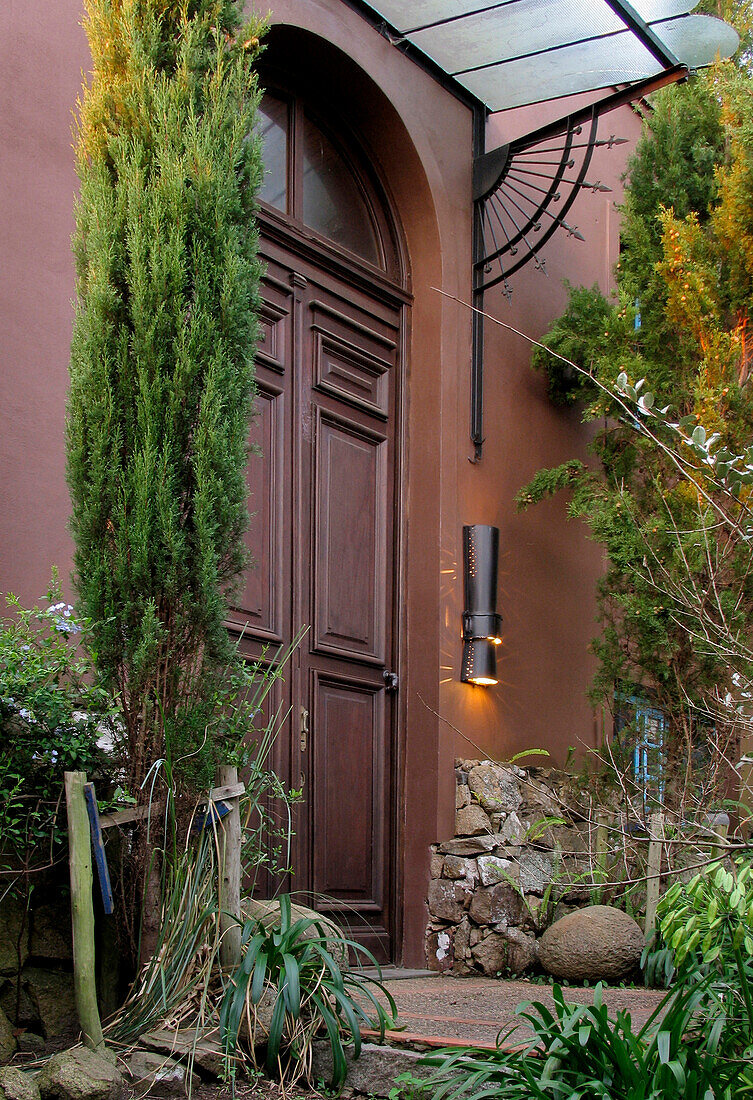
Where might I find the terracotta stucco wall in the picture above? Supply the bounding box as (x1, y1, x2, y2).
(436, 99, 643, 792)
(0, 0, 644, 965)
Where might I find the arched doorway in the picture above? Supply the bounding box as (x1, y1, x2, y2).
(227, 81, 409, 962)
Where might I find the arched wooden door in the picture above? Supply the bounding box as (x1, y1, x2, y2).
(226, 91, 407, 961)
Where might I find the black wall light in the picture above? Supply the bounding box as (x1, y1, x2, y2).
(461, 524, 502, 686)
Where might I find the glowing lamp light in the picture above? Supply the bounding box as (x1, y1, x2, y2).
(461, 524, 502, 686)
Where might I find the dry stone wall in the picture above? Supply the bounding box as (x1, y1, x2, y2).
(426, 760, 604, 977)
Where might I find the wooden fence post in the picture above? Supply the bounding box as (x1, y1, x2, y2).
(644, 811, 664, 941)
(65, 771, 104, 1051)
(217, 765, 242, 968)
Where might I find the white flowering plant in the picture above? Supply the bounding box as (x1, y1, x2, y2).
(0, 576, 115, 890)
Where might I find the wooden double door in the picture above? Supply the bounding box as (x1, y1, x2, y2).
(228, 228, 404, 961)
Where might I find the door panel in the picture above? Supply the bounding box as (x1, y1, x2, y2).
(311, 672, 385, 906)
(238, 233, 402, 962)
(313, 412, 386, 662)
(234, 383, 285, 641)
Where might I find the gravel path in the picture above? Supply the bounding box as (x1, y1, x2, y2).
(379, 974, 667, 1048)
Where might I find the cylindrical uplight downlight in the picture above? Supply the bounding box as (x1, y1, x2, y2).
(461, 524, 502, 685)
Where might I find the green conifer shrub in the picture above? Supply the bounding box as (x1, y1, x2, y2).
(67, 0, 265, 954)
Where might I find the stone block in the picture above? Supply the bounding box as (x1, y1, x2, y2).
(441, 855, 467, 879)
(501, 928, 537, 974)
(429, 851, 444, 878)
(0, 1008, 15, 1065)
(518, 851, 554, 896)
(37, 1047, 124, 1100)
(455, 785, 470, 810)
(476, 855, 512, 887)
(0, 1067, 40, 1100)
(468, 765, 522, 814)
(455, 805, 492, 837)
(0, 901, 28, 975)
(125, 1052, 197, 1097)
(24, 968, 77, 1039)
(427, 880, 470, 923)
(499, 812, 527, 845)
(439, 836, 497, 857)
(471, 932, 508, 976)
(453, 917, 472, 971)
(426, 927, 455, 972)
(469, 884, 525, 927)
(311, 1041, 433, 1097)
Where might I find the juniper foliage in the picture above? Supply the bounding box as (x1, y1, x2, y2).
(67, 0, 265, 797)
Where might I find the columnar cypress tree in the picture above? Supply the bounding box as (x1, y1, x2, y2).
(67, 0, 264, 799)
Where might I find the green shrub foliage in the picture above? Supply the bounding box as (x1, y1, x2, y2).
(519, 54, 753, 807)
(67, 0, 265, 795)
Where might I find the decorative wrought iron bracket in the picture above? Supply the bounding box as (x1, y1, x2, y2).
(469, 64, 688, 462)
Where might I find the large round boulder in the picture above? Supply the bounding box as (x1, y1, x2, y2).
(539, 905, 644, 983)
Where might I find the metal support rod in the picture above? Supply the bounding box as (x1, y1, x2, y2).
(471, 101, 487, 462)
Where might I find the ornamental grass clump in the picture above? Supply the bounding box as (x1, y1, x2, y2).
(220, 893, 398, 1089)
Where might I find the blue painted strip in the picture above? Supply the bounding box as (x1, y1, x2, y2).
(84, 783, 114, 916)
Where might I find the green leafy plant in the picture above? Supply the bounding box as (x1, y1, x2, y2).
(0, 580, 114, 883)
(396, 856, 753, 1100)
(219, 893, 397, 1089)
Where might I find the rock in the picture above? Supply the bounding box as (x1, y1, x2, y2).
(125, 1051, 196, 1096)
(426, 928, 454, 972)
(439, 835, 498, 857)
(500, 928, 537, 974)
(441, 855, 467, 880)
(468, 884, 524, 927)
(239, 988, 276, 1049)
(311, 1041, 432, 1096)
(429, 850, 444, 878)
(455, 805, 492, 837)
(37, 1047, 124, 1100)
(0, 982, 35, 1030)
(17, 1033, 45, 1056)
(518, 851, 554, 895)
(539, 905, 645, 983)
(140, 1027, 224, 1078)
(30, 909, 72, 964)
(519, 775, 559, 816)
(476, 855, 512, 887)
(468, 765, 522, 814)
(0, 1067, 40, 1100)
(241, 898, 348, 970)
(470, 932, 508, 976)
(24, 969, 76, 1039)
(499, 812, 527, 845)
(0, 1009, 15, 1064)
(453, 918, 472, 970)
(456, 785, 470, 810)
(0, 901, 28, 975)
(427, 880, 470, 923)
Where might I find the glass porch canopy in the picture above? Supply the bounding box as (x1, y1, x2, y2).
(362, 0, 739, 110)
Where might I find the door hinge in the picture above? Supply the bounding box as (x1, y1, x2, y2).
(300, 706, 309, 752)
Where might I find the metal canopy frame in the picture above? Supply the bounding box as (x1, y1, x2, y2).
(470, 55, 689, 460)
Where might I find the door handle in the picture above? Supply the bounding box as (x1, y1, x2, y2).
(383, 670, 399, 692)
(300, 706, 309, 752)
